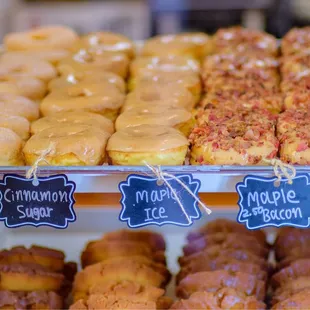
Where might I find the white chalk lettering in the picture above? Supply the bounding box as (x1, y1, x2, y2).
(17, 205, 53, 221)
(4, 189, 11, 203)
(136, 191, 148, 204)
(144, 207, 168, 221)
(262, 207, 302, 223)
(287, 190, 300, 204)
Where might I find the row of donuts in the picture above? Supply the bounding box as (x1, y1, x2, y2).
(0, 245, 77, 309)
(70, 230, 172, 309)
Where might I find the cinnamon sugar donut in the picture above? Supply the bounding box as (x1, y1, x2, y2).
(0, 246, 65, 272)
(23, 124, 110, 166)
(0, 128, 24, 166)
(57, 49, 129, 78)
(40, 83, 125, 121)
(122, 85, 195, 112)
(107, 125, 188, 165)
(0, 93, 39, 121)
(0, 114, 30, 140)
(48, 71, 126, 93)
(4, 25, 78, 51)
(0, 74, 46, 100)
(271, 288, 310, 309)
(115, 106, 194, 136)
(0, 263, 64, 291)
(0, 53, 57, 83)
(73, 31, 135, 59)
(31, 112, 114, 136)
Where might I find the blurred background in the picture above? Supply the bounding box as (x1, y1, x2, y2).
(0, 0, 309, 39)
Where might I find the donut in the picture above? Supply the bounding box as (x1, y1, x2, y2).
(102, 230, 166, 252)
(0, 245, 65, 272)
(23, 124, 110, 166)
(0, 291, 63, 310)
(128, 70, 201, 103)
(282, 27, 310, 56)
(40, 83, 125, 121)
(73, 31, 135, 59)
(0, 128, 24, 166)
(48, 71, 126, 93)
(0, 53, 57, 82)
(142, 33, 211, 59)
(57, 49, 129, 78)
(0, 74, 46, 100)
(0, 114, 30, 140)
(271, 288, 310, 309)
(0, 263, 64, 291)
(122, 85, 195, 112)
(115, 106, 194, 136)
(171, 289, 266, 310)
(0, 93, 39, 121)
(107, 125, 188, 165)
(4, 25, 78, 51)
(72, 261, 165, 301)
(31, 112, 114, 136)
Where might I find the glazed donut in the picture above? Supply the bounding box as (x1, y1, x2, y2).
(0, 263, 64, 291)
(102, 230, 166, 252)
(23, 124, 110, 166)
(73, 31, 135, 59)
(0, 128, 24, 166)
(0, 114, 30, 140)
(0, 93, 39, 121)
(31, 112, 114, 136)
(142, 33, 211, 59)
(48, 71, 126, 93)
(0, 246, 65, 272)
(4, 25, 78, 51)
(73, 261, 165, 301)
(107, 125, 188, 165)
(57, 50, 129, 78)
(0, 74, 46, 100)
(0, 53, 57, 82)
(122, 85, 195, 112)
(0, 291, 63, 310)
(40, 83, 125, 121)
(115, 106, 194, 137)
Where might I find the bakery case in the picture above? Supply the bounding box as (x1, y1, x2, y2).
(0, 25, 310, 309)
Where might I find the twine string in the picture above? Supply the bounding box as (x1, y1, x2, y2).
(144, 163, 212, 221)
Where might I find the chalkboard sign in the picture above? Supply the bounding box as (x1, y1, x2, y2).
(119, 174, 202, 228)
(0, 174, 76, 229)
(237, 174, 310, 230)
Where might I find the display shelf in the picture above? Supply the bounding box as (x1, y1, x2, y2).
(0, 165, 306, 193)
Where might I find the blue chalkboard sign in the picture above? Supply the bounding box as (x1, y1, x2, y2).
(237, 174, 310, 230)
(0, 174, 76, 229)
(119, 174, 202, 228)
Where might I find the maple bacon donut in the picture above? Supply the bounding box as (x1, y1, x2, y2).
(107, 125, 188, 165)
(4, 25, 78, 51)
(23, 124, 110, 166)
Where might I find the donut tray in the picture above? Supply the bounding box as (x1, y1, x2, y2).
(0, 165, 308, 193)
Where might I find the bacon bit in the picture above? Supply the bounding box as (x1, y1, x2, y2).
(266, 150, 277, 159)
(212, 142, 219, 150)
(197, 156, 204, 164)
(297, 142, 308, 152)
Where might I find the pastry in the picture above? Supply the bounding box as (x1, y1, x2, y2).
(31, 112, 114, 136)
(0, 246, 65, 272)
(176, 270, 266, 300)
(282, 27, 310, 55)
(0, 114, 30, 140)
(107, 125, 188, 165)
(0, 127, 24, 166)
(23, 124, 110, 166)
(115, 106, 194, 137)
(271, 288, 310, 309)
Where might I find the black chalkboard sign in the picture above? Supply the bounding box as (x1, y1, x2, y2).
(237, 174, 310, 230)
(0, 174, 76, 229)
(119, 174, 202, 228)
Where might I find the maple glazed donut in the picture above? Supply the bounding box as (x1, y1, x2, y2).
(40, 83, 125, 121)
(115, 106, 194, 137)
(48, 71, 126, 93)
(0, 128, 24, 166)
(0, 93, 39, 122)
(122, 85, 195, 112)
(23, 124, 110, 166)
(31, 112, 114, 136)
(0, 53, 57, 83)
(107, 125, 188, 166)
(4, 25, 78, 51)
(73, 31, 135, 59)
(0, 114, 30, 140)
